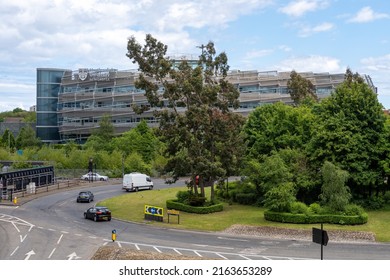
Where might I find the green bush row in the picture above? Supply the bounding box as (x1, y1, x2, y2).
(166, 199, 224, 214)
(264, 210, 368, 225)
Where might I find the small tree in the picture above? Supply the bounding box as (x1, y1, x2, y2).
(264, 182, 296, 212)
(320, 161, 351, 212)
(15, 126, 41, 149)
(287, 70, 318, 105)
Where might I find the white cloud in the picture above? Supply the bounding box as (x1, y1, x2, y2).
(279, 0, 329, 17)
(276, 55, 343, 73)
(279, 45, 292, 52)
(361, 54, 390, 72)
(348, 6, 389, 23)
(298, 22, 334, 37)
(0, 0, 275, 111)
(245, 49, 274, 59)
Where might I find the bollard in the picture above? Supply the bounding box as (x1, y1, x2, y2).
(13, 196, 18, 205)
(112, 229, 116, 242)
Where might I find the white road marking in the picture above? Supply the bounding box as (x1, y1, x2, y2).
(153, 246, 162, 253)
(57, 234, 64, 244)
(24, 250, 35, 260)
(174, 249, 182, 255)
(239, 254, 251, 260)
(193, 243, 234, 250)
(12, 222, 20, 232)
(216, 253, 228, 260)
(10, 246, 19, 256)
(20, 234, 28, 242)
(194, 251, 202, 257)
(48, 248, 56, 259)
(217, 236, 249, 242)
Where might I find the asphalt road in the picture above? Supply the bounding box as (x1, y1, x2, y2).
(1, 179, 390, 260)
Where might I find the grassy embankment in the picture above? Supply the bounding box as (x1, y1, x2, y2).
(99, 186, 390, 242)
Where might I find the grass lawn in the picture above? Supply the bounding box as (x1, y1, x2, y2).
(99, 186, 390, 243)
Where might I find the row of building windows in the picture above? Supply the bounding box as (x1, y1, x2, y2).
(59, 84, 334, 96)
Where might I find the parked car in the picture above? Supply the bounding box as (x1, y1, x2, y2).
(76, 191, 94, 203)
(84, 206, 111, 222)
(81, 172, 108, 181)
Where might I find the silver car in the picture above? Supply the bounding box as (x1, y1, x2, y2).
(81, 172, 108, 181)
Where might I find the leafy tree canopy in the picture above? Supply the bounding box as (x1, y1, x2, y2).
(287, 70, 318, 105)
(126, 34, 245, 201)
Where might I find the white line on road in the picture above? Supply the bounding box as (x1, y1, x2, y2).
(10, 246, 19, 256)
(192, 243, 234, 250)
(216, 253, 228, 260)
(239, 254, 251, 260)
(174, 249, 182, 255)
(194, 251, 202, 257)
(153, 246, 162, 253)
(12, 222, 20, 233)
(217, 236, 249, 242)
(20, 234, 28, 242)
(57, 234, 63, 244)
(48, 248, 56, 259)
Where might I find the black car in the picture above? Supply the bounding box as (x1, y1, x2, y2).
(77, 191, 94, 203)
(84, 206, 111, 222)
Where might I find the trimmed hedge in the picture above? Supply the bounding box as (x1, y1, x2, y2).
(166, 199, 223, 214)
(264, 210, 368, 225)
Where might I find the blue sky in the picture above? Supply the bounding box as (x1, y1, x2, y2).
(0, 0, 389, 111)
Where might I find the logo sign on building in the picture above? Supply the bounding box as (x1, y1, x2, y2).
(78, 68, 88, 81)
(144, 205, 163, 222)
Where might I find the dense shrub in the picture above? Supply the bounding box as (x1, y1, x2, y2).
(264, 182, 296, 212)
(356, 196, 384, 210)
(166, 200, 223, 214)
(383, 191, 390, 204)
(308, 202, 322, 214)
(176, 190, 191, 203)
(235, 193, 257, 205)
(344, 204, 365, 216)
(290, 202, 308, 214)
(264, 210, 368, 225)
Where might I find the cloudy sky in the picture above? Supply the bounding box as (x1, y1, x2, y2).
(0, 0, 389, 111)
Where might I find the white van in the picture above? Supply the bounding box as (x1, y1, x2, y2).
(122, 172, 154, 192)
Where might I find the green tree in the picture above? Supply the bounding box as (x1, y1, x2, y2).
(320, 161, 351, 212)
(126, 34, 245, 203)
(287, 70, 318, 105)
(1, 129, 16, 151)
(84, 114, 115, 151)
(308, 69, 386, 198)
(264, 182, 296, 212)
(244, 102, 314, 158)
(112, 120, 160, 163)
(15, 126, 41, 149)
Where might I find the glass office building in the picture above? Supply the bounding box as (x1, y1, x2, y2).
(36, 68, 69, 143)
(36, 67, 376, 143)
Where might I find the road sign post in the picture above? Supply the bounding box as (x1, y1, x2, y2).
(167, 209, 180, 224)
(312, 223, 329, 260)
